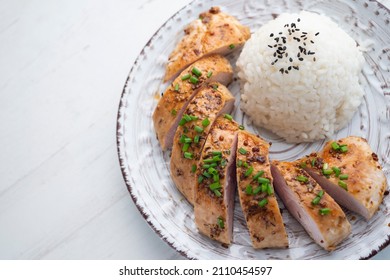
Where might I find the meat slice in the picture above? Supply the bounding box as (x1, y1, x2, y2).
(170, 83, 235, 204)
(300, 136, 387, 220)
(164, 6, 250, 82)
(236, 131, 288, 249)
(271, 161, 351, 251)
(194, 117, 240, 244)
(153, 55, 233, 150)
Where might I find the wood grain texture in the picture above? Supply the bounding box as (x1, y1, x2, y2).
(0, 0, 388, 260)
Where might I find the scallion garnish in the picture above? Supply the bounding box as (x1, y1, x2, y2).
(323, 169, 333, 175)
(208, 167, 217, 175)
(266, 184, 274, 195)
(207, 71, 213, 78)
(319, 208, 331, 215)
(338, 180, 348, 191)
(311, 158, 316, 167)
(224, 114, 233, 121)
(332, 167, 341, 177)
(296, 175, 308, 183)
(339, 174, 348, 180)
(171, 109, 177, 116)
(212, 84, 218, 90)
(237, 160, 243, 167)
(183, 152, 193, 159)
(331, 142, 340, 151)
(239, 125, 245, 130)
(261, 183, 268, 193)
(214, 189, 222, 197)
(340, 145, 348, 153)
(192, 67, 202, 77)
(221, 159, 227, 167)
(229, 44, 235, 49)
(203, 171, 211, 178)
(323, 163, 329, 170)
(182, 143, 190, 152)
(258, 177, 270, 184)
(179, 134, 186, 143)
(253, 170, 265, 181)
(217, 216, 224, 229)
(194, 126, 204, 133)
(300, 162, 307, 168)
(174, 83, 179, 92)
(198, 175, 204, 183)
(202, 118, 210, 127)
(194, 135, 200, 143)
(181, 73, 191, 80)
(189, 75, 199, 84)
(213, 174, 219, 182)
(258, 198, 268, 207)
(191, 164, 197, 173)
(245, 185, 253, 195)
(311, 196, 321, 205)
(245, 166, 254, 177)
(238, 147, 247, 155)
(318, 190, 324, 198)
(212, 151, 222, 156)
(253, 186, 262, 194)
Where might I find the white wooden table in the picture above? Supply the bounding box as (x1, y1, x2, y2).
(0, 0, 389, 260)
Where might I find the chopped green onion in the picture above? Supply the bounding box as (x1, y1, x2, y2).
(258, 198, 268, 207)
(323, 169, 333, 175)
(171, 109, 177, 116)
(239, 125, 245, 130)
(245, 166, 254, 177)
(183, 114, 192, 122)
(317, 190, 324, 198)
(238, 147, 247, 155)
(198, 175, 204, 183)
(338, 180, 348, 191)
(258, 177, 270, 184)
(243, 162, 248, 168)
(253, 170, 265, 181)
(339, 174, 349, 180)
(253, 186, 262, 194)
(178, 118, 186, 126)
(183, 127, 188, 133)
(311, 196, 321, 205)
(207, 71, 213, 78)
(319, 208, 331, 215)
(261, 183, 268, 193)
(331, 142, 340, 151)
(217, 217, 224, 229)
(183, 152, 193, 159)
(210, 182, 221, 191)
(174, 83, 179, 92)
(182, 143, 190, 152)
(181, 73, 191, 80)
(224, 114, 233, 121)
(189, 75, 199, 84)
(179, 134, 186, 143)
(213, 174, 219, 182)
(212, 155, 222, 162)
(311, 158, 316, 167)
(229, 44, 235, 49)
(245, 185, 253, 195)
(194, 126, 204, 133)
(237, 160, 243, 167)
(202, 118, 210, 127)
(340, 145, 348, 153)
(203, 171, 211, 178)
(296, 175, 309, 183)
(190, 115, 199, 121)
(212, 151, 222, 156)
(214, 189, 222, 197)
(212, 84, 218, 90)
(266, 184, 274, 195)
(191, 164, 197, 173)
(332, 167, 341, 177)
(191, 67, 202, 77)
(300, 162, 307, 168)
(208, 167, 217, 174)
(323, 163, 329, 170)
(220, 159, 227, 167)
(184, 137, 192, 144)
(194, 135, 200, 143)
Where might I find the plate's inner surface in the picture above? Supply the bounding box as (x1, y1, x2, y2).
(117, 0, 390, 259)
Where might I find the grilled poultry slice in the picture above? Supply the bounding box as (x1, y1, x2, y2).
(271, 161, 351, 251)
(194, 116, 240, 244)
(164, 6, 250, 82)
(153, 54, 233, 150)
(170, 83, 235, 205)
(301, 136, 387, 220)
(236, 130, 288, 249)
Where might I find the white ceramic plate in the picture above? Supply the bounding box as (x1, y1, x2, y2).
(117, 0, 390, 259)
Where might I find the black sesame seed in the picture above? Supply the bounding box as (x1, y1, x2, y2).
(268, 45, 273, 48)
(279, 68, 284, 74)
(293, 66, 299, 70)
(289, 57, 293, 62)
(308, 51, 315, 55)
(297, 18, 301, 22)
(275, 37, 280, 42)
(274, 44, 277, 47)
(279, 32, 283, 35)
(313, 57, 316, 62)
(310, 40, 314, 44)
(315, 32, 319, 36)
(301, 35, 306, 38)
(273, 52, 277, 57)
(270, 33, 274, 37)
(299, 57, 304, 61)
(285, 53, 288, 57)
(302, 32, 307, 34)
(295, 28, 300, 31)
(288, 66, 292, 70)
(285, 70, 289, 74)
(278, 55, 283, 59)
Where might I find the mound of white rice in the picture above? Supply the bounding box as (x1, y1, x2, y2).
(237, 11, 364, 142)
